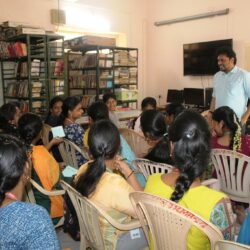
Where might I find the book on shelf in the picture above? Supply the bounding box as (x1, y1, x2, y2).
(31, 81, 43, 97)
(82, 95, 96, 108)
(31, 59, 40, 77)
(53, 59, 64, 77)
(52, 80, 65, 95)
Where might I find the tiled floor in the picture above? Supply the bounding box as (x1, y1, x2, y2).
(57, 227, 80, 250)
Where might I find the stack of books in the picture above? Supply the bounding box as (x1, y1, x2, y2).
(32, 81, 43, 97)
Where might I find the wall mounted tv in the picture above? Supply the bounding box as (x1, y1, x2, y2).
(183, 39, 233, 76)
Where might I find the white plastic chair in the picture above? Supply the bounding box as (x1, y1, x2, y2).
(119, 128, 151, 158)
(215, 240, 250, 250)
(211, 149, 250, 208)
(58, 138, 89, 169)
(41, 123, 52, 146)
(132, 158, 173, 180)
(24, 178, 65, 228)
(60, 180, 143, 250)
(130, 191, 223, 250)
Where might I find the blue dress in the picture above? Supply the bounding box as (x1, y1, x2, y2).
(64, 123, 87, 167)
(0, 201, 60, 250)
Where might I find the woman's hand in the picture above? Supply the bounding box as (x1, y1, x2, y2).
(114, 157, 132, 178)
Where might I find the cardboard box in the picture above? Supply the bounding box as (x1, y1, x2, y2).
(115, 88, 138, 101)
(66, 35, 116, 50)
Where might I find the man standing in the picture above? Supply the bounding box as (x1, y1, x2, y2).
(210, 47, 250, 125)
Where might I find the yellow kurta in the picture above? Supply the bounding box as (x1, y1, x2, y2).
(144, 173, 226, 250)
(76, 162, 136, 249)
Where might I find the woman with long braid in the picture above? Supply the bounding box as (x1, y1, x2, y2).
(144, 110, 234, 250)
(74, 120, 147, 250)
(211, 106, 250, 154)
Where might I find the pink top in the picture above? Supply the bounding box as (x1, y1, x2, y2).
(211, 135, 250, 156)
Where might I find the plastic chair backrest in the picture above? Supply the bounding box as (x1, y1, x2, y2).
(60, 180, 142, 250)
(61, 181, 105, 250)
(211, 149, 250, 205)
(41, 123, 52, 146)
(130, 191, 223, 250)
(132, 158, 173, 180)
(215, 240, 250, 250)
(58, 138, 89, 169)
(23, 179, 65, 228)
(119, 128, 151, 158)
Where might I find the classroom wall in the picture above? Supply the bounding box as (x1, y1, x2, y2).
(146, 0, 250, 105)
(0, 0, 148, 105)
(1, 0, 250, 107)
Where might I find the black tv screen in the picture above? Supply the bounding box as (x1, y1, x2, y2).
(183, 39, 233, 76)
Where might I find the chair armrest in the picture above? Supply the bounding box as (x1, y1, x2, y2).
(30, 179, 65, 196)
(89, 199, 141, 231)
(201, 178, 220, 191)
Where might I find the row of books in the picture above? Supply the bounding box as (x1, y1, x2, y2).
(0, 41, 27, 58)
(69, 70, 114, 89)
(114, 50, 137, 66)
(50, 59, 64, 77)
(2, 60, 46, 78)
(69, 53, 113, 69)
(51, 80, 65, 96)
(114, 67, 137, 84)
(5, 80, 45, 98)
(82, 95, 96, 109)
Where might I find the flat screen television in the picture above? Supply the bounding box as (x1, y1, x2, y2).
(183, 88, 204, 106)
(183, 39, 233, 76)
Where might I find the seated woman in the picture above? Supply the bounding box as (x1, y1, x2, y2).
(103, 92, 120, 127)
(45, 96, 64, 127)
(0, 134, 59, 249)
(144, 110, 234, 250)
(0, 102, 21, 137)
(133, 97, 157, 133)
(18, 113, 64, 224)
(165, 102, 185, 126)
(140, 109, 173, 164)
(74, 120, 147, 250)
(62, 96, 86, 166)
(84, 101, 145, 187)
(44, 96, 64, 162)
(211, 106, 250, 155)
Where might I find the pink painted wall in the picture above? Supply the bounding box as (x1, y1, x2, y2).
(1, 0, 250, 106)
(145, 0, 250, 105)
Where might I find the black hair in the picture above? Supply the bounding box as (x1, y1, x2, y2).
(62, 96, 82, 118)
(141, 110, 172, 164)
(212, 106, 240, 150)
(168, 110, 211, 202)
(87, 101, 109, 122)
(0, 103, 19, 136)
(18, 113, 43, 146)
(75, 120, 120, 197)
(0, 134, 28, 205)
(165, 103, 185, 118)
(103, 92, 116, 104)
(9, 101, 21, 109)
(48, 96, 63, 114)
(0, 103, 17, 123)
(216, 46, 237, 65)
(141, 97, 157, 110)
(141, 110, 167, 140)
